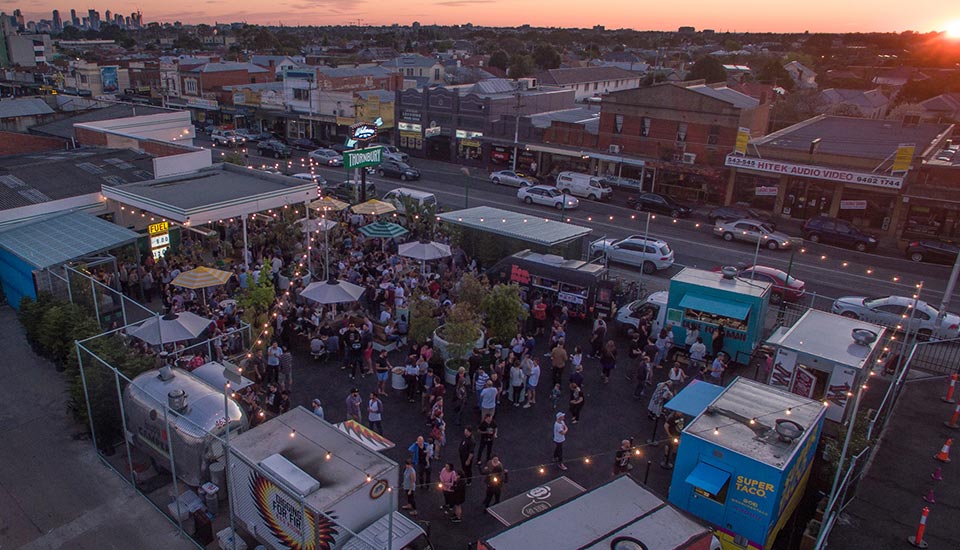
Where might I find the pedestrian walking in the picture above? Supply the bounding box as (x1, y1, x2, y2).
(589, 319, 606, 358)
(278, 347, 294, 392)
(479, 380, 498, 420)
(367, 392, 384, 435)
(524, 358, 541, 408)
(481, 456, 506, 509)
(550, 383, 561, 409)
(633, 355, 652, 399)
(568, 382, 585, 423)
(345, 388, 362, 423)
(669, 361, 688, 386)
(647, 380, 674, 421)
(600, 340, 618, 383)
(341, 323, 363, 379)
(553, 412, 568, 470)
(550, 339, 568, 387)
(613, 439, 634, 475)
(476, 414, 497, 464)
(375, 349, 391, 396)
(402, 459, 418, 516)
(509, 362, 525, 406)
(458, 426, 475, 486)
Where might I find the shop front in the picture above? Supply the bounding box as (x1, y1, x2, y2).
(455, 129, 484, 164)
(525, 144, 589, 180)
(589, 152, 655, 191)
(398, 121, 423, 155)
(659, 165, 727, 205)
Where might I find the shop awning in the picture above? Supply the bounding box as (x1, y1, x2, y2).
(678, 294, 750, 320)
(685, 462, 731, 496)
(587, 152, 647, 167)
(524, 144, 587, 158)
(665, 380, 725, 417)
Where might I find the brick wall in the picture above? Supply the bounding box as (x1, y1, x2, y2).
(0, 131, 67, 155)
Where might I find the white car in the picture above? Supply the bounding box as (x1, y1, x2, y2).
(490, 170, 536, 188)
(714, 219, 795, 250)
(831, 295, 960, 341)
(517, 185, 579, 210)
(211, 129, 245, 147)
(308, 148, 344, 167)
(590, 235, 675, 274)
(381, 145, 409, 162)
(291, 172, 327, 185)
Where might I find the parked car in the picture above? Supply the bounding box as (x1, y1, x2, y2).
(211, 129, 245, 147)
(517, 185, 579, 210)
(490, 170, 536, 188)
(328, 142, 351, 154)
(256, 139, 292, 159)
(831, 295, 960, 341)
(289, 137, 320, 151)
(555, 171, 613, 201)
(710, 265, 805, 304)
(321, 180, 377, 202)
(291, 172, 327, 186)
(713, 219, 795, 250)
(708, 205, 773, 226)
(382, 188, 437, 215)
(905, 240, 959, 264)
(380, 145, 409, 162)
(614, 291, 668, 336)
(801, 216, 878, 252)
(626, 192, 693, 218)
(589, 235, 674, 274)
(308, 148, 344, 167)
(376, 159, 420, 181)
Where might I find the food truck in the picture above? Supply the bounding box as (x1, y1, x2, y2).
(668, 377, 826, 550)
(480, 476, 717, 550)
(124, 366, 248, 487)
(764, 309, 887, 423)
(227, 407, 430, 550)
(666, 267, 772, 364)
(487, 249, 616, 319)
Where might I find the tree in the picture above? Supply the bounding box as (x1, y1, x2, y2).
(454, 273, 489, 312)
(481, 284, 528, 344)
(687, 56, 727, 84)
(532, 43, 561, 70)
(408, 291, 439, 345)
(508, 54, 535, 78)
(756, 59, 795, 91)
(489, 50, 509, 72)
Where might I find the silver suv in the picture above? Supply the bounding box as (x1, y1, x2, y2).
(589, 235, 675, 274)
(211, 129, 245, 147)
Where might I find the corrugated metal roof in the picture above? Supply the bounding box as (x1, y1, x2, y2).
(0, 98, 54, 119)
(686, 84, 759, 109)
(438, 206, 591, 246)
(0, 210, 139, 269)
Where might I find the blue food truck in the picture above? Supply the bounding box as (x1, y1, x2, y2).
(668, 377, 826, 550)
(666, 268, 772, 365)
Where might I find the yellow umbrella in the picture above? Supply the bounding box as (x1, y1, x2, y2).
(351, 199, 397, 216)
(310, 196, 349, 212)
(171, 266, 233, 289)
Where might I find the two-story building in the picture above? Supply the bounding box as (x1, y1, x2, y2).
(535, 66, 642, 102)
(597, 81, 771, 203)
(382, 54, 445, 87)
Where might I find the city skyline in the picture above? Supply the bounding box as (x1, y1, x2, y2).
(8, 1, 959, 33)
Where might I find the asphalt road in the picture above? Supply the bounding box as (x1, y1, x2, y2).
(205, 137, 958, 310)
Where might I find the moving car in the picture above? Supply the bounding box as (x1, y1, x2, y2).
(801, 215, 878, 252)
(905, 240, 959, 264)
(626, 192, 693, 218)
(376, 159, 420, 181)
(291, 172, 327, 186)
(490, 170, 536, 187)
(211, 128, 245, 147)
(555, 171, 613, 201)
(256, 139, 292, 159)
(381, 145, 409, 162)
(831, 295, 960, 341)
(308, 148, 344, 167)
(714, 219, 795, 250)
(516, 185, 579, 210)
(328, 142, 351, 154)
(288, 137, 320, 151)
(708, 205, 773, 225)
(710, 265, 805, 304)
(589, 235, 674, 274)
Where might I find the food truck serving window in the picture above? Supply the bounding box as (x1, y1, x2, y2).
(686, 462, 731, 503)
(678, 295, 750, 321)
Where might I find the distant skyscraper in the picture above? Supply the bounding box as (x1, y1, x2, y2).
(104, 10, 111, 24)
(88, 9, 100, 30)
(52, 9, 62, 31)
(12, 9, 23, 28)
(114, 14, 122, 27)
(70, 9, 78, 27)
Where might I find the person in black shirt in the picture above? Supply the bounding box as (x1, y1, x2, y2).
(477, 415, 497, 464)
(341, 323, 362, 379)
(613, 439, 633, 475)
(458, 426, 475, 486)
(481, 455, 506, 509)
(468, 348, 482, 387)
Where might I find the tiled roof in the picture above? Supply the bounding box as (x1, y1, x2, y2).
(535, 66, 639, 86)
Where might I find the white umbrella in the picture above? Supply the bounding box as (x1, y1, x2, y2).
(299, 217, 338, 234)
(300, 278, 366, 305)
(128, 312, 212, 345)
(398, 240, 452, 261)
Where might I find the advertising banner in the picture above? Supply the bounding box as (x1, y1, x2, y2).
(825, 367, 856, 422)
(769, 349, 797, 389)
(726, 154, 904, 190)
(892, 144, 916, 173)
(100, 66, 119, 94)
(735, 127, 751, 154)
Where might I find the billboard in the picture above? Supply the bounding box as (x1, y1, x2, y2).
(100, 66, 119, 94)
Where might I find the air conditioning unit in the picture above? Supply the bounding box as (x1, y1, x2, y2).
(608, 144, 621, 154)
(682, 153, 697, 165)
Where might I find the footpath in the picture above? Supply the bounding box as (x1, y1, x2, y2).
(0, 306, 194, 550)
(828, 375, 960, 549)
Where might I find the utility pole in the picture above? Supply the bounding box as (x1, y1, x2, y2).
(511, 91, 523, 172)
(937, 250, 960, 325)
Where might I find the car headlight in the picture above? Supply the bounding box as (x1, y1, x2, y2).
(868, 237, 877, 242)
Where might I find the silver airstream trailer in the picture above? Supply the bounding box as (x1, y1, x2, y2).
(123, 367, 248, 486)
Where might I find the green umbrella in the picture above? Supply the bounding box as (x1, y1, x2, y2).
(358, 221, 409, 239)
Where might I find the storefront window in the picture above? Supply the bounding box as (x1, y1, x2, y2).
(457, 139, 481, 160)
(490, 145, 513, 167)
(903, 204, 960, 239)
(732, 173, 779, 211)
(836, 189, 895, 231)
(659, 170, 723, 204)
(782, 178, 833, 220)
(399, 131, 422, 150)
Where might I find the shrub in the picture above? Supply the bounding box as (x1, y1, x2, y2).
(481, 284, 528, 343)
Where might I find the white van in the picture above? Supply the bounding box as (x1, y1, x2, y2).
(555, 171, 613, 201)
(381, 187, 438, 215)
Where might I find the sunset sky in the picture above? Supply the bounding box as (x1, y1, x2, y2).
(16, 0, 958, 33)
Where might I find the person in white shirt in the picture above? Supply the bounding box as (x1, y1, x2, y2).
(553, 412, 568, 470)
(689, 336, 707, 371)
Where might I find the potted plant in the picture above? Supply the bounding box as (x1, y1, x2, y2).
(455, 272, 488, 312)
(433, 303, 484, 384)
(481, 283, 528, 345)
(408, 291, 439, 345)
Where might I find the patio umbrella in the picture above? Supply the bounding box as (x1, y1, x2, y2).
(128, 311, 212, 345)
(399, 240, 452, 261)
(310, 196, 348, 212)
(171, 266, 232, 289)
(300, 278, 366, 305)
(358, 221, 409, 239)
(299, 217, 339, 234)
(351, 199, 397, 216)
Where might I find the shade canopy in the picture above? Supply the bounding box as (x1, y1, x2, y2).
(128, 311, 212, 345)
(398, 240, 452, 261)
(310, 196, 349, 212)
(358, 221, 409, 239)
(351, 199, 396, 216)
(299, 278, 366, 305)
(171, 266, 233, 289)
(299, 217, 338, 233)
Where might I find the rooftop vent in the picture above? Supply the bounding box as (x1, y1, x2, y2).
(775, 418, 804, 443)
(720, 266, 739, 280)
(167, 389, 187, 412)
(852, 328, 878, 346)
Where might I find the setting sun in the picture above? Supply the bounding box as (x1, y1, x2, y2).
(946, 20, 960, 38)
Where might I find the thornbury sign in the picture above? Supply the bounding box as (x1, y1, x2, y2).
(725, 154, 904, 190)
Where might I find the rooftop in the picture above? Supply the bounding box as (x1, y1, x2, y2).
(535, 66, 640, 86)
(382, 54, 440, 69)
(187, 62, 269, 74)
(438, 206, 592, 247)
(0, 97, 54, 119)
(317, 65, 394, 79)
(0, 210, 139, 269)
(672, 267, 771, 299)
(771, 309, 885, 370)
(529, 107, 601, 134)
(753, 115, 953, 161)
(685, 378, 826, 470)
(29, 104, 172, 140)
(686, 84, 759, 109)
